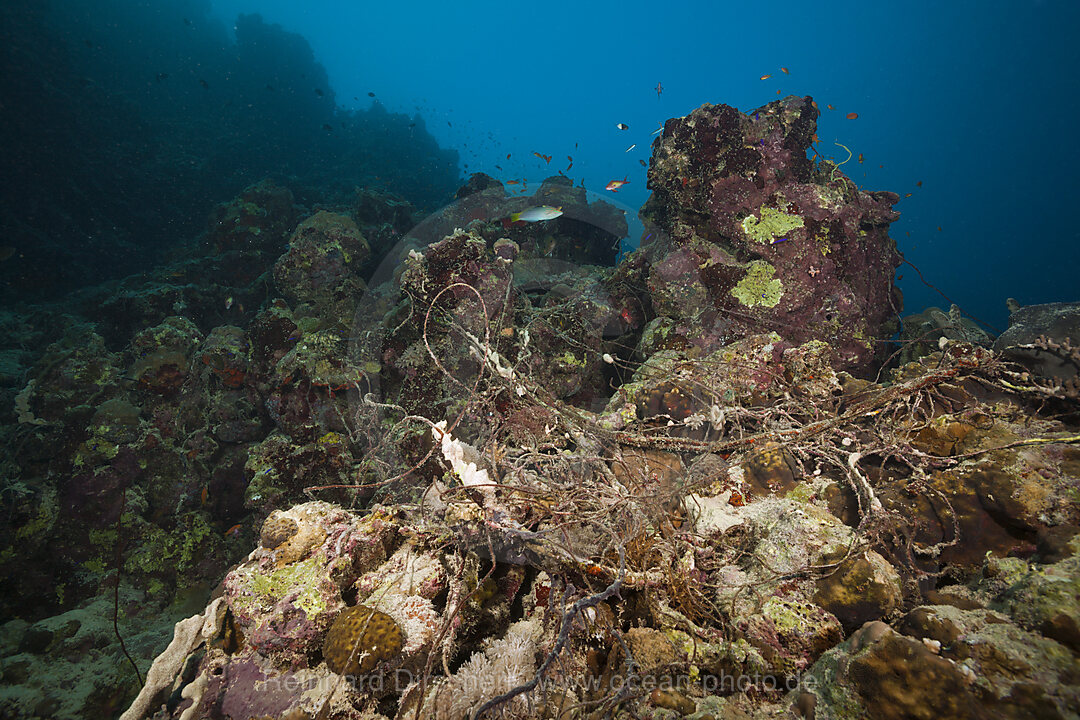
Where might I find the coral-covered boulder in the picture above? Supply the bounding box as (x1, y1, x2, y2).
(993, 301, 1080, 390)
(129, 316, 204, 396)
(798, 606, 1079, 719)
(640, 96, 902, 372)
(207, 179, 297, 257)
(273, 211, 370, 327)
(197, 325, 250, 390)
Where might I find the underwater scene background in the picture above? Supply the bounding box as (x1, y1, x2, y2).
(1, 1, 1079, 718)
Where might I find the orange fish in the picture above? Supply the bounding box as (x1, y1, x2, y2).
(760, 73, 772, 80)
(858, 153, 864, 163)
(904, 192, 912, 198)
(506, 153, 511, 159)
(506, 179, 519, 185)
(827, 104, 835, 110)
(224, 523, 243, 538)
(655, 81, 663, 97)
(781, 67, 790, 74)
(200, 486, 209, 505)
(937, 226, 942, 232)
(533, 152, 552, 163)
(916, 180, 923, 187)
(605, 177, 629, 192)
(846, 112, 859, 120)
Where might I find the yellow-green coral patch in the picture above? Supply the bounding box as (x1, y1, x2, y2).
(246, 553, 331, 618)
(741, 207, 805, 244)
(731, 260, 783, 307)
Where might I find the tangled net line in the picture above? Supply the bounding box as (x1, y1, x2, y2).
(305, 277, 1078, 719)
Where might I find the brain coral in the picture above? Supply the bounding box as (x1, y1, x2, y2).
(322, 605, 403, 676)
(259, 513, 299, 550)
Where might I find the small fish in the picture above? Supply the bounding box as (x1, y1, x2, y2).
(506, 153, 511, 159)
(616, 123, 629, 130)
(937, 226, 942, 232)
(510, 205, 563, 222)
(368, 91, 375, 97)
(532, 152, 552, 163)
(655, 81, 663, 97)
(225, 296, 234, 310)
(200, 486, 209, 505)
(505, 179, 520, 185)
(916, 180, 923, 187)
(605, 177, 629, 192)
(314, 88, 323, 96)
(639, 159, 647, 167)
(827, 104, 835, 110)
(625, 143, 636, 152)
(760, 73, 772, 80)
(224, 523, 243, 538)
(846, 112, 858, 119)
(904, 192, 912, 198)
(858, 153, 864, 163)
(781, 67, 790, 74)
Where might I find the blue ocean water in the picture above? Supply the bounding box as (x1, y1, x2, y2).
(2, 0, 1077, 329)
(208, 0, 1080, 331)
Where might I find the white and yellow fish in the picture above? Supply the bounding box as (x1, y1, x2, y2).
(510, 206, 563, 222)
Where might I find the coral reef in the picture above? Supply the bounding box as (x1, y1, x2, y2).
(639, 96, 903, 372)
(1, 92, 1078, 720)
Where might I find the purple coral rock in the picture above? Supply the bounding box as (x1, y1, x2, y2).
(641, 96, 902, 372)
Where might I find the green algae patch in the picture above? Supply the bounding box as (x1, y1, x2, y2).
(246, 553, 331, 618)
(731, 260, 783, 307)
(741, 207, 804, 244)
(762, 596, 821, 633)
